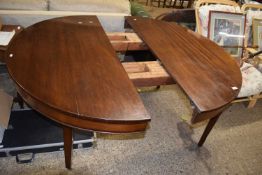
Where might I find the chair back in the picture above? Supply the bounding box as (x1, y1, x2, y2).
(241, 3, 262, 12)
(241, 4, 262, 47)
(156, 9, 196, 30)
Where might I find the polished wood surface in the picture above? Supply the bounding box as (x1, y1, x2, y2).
(126, 17, 242, 114)
(6, 16, 150, 132)
(16, 88, 150, 133)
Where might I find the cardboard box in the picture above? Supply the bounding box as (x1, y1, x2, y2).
(0, 89, 13, 143)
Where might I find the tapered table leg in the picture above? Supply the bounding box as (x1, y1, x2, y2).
(63, 126, 73, 169)
(198, 114, 221, 147)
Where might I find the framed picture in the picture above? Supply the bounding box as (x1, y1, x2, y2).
(252, 18, 262, 50)
(208, 11, 246, 58)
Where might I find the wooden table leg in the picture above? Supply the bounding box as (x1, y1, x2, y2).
(198, 113, 221, 147)
(187, 0, 194, 8)
(63, 126, 73, 169)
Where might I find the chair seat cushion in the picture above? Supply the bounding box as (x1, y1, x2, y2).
(0, 0, 48, 11)
(238, 63, 262, 98)
(49, 0, 131, 14)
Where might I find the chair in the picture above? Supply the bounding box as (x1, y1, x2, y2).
(156, 8, 196, 30)
(240, 3, 262, 106)
(195, 0, 262, 108)
(146, 0, 170, 7)
(241, 3, 262, 48)
(172, 0, 195, 8)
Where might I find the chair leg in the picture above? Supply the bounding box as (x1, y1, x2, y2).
(163, 0, 167, 7)
(247, 99, 258, 108)
(198, 113, 221, 147)
(180, 0, 185, 8)
(187, 0, 194, 8)
(168, 0, 173, 7)
(247, 94, 260, 108)
(172, 0, 177, 8)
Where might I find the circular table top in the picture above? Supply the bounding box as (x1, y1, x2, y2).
(6, 16, 150, 133)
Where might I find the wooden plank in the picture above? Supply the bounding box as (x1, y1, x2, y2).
(107, 32, 148, 51)
(122, 61, 175, 87)
(6, 16, 150, 132)
(126, 17, 242, 116)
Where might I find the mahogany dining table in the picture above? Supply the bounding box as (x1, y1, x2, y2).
(5, 16, 241, 169)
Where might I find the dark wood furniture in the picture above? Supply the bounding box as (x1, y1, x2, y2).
(6, 16, 150, 169)
(146, 0, 195, 8)
(156, 8, 195, 24)
(6, 16, 242, 169)
(127, 17, 241, 115)
(147, 0, 168, 7)
(155, 9, 196, 31)
(172, 0, 195, 8)
(126, 16, 242, 145)
(0, 25, 23, 62)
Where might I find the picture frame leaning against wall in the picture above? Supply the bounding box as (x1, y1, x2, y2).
(208, 11, 246, 59)
(252, 18, 262, 51)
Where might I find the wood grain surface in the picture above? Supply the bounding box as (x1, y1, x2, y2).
(127, 16, 242, 112)
(6, 16, 150, 132)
